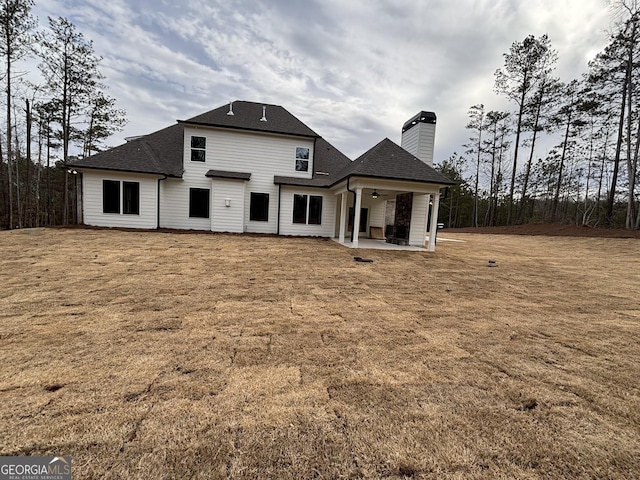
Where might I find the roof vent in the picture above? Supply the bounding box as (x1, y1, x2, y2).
(226, 101, 234, 116)
(260, 105, 267, 122)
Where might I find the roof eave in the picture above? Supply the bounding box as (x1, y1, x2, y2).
(330, 173, 454, 188)
(177, 120, 319, 139)
(69, 164, 182, 178)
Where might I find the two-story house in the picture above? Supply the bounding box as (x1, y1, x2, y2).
(70, 101, 453, 250)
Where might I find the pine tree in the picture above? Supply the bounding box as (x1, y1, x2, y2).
(0, 0, 35, 228)
(494, 34, 557, 225)
(37, 16, 103, 224)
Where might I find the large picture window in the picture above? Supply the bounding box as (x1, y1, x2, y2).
(103, 180, 120, 213)
(123, 182, 140, 215)
(295, 147, 309, 172)
(189, 188, 210, 218)
(191, 136, 206, 162)
(292, 194, 323, 225)
(250, 193, 269, 221)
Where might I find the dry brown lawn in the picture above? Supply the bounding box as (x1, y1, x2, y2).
(0, 227, 639, 479)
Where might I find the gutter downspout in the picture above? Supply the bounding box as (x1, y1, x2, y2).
(157, 175, 168, 229)
(346, 176, 356, 242)
(276, 183, 282, 235)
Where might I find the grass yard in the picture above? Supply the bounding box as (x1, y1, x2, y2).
(0, 227, 639, 479)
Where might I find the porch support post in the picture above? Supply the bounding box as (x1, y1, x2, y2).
(352, 188, 362, 248)
(338, 192, 347, 243)
(427, 192, 441, 252)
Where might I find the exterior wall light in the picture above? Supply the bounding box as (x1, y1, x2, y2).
(225, 199, 231, 207)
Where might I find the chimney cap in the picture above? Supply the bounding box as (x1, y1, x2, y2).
(402, 111, 436, 133)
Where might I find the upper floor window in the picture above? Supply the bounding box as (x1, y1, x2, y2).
(191, 136, 206, 162)
(295, 147, 309, 172)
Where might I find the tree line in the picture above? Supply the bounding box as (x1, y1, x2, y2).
(0, 0, 126, 230)
(438, 1, 640, 230)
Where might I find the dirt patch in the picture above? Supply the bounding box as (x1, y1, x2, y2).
(449, 222, 640, 238)
(1, 227, 639, 479)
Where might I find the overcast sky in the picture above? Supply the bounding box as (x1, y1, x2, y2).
(32, 0, 615, 162)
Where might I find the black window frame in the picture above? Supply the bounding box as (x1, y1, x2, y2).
(308, 195, 322, 225)
(102, 180, 120, 214)
(295, 147, 309, 172)
(191, 136, 206, 162)
(292, 194, 323, 225)
(123, 181, 140, 215)
(249, 192, 269, 222)
(189, 188, 210, 218)
(292, 194, 308, 224)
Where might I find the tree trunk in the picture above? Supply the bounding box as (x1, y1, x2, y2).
(607, 67, 628, 225)
(508, 81, 528, 225)
(5, 32, 13, 229)
(552, 112, 572, 219)
(24, 99, 32, 227)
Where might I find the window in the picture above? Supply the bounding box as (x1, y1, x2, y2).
(123, 182, 140, 215)
(293, 194, 323, 225)
(308, 195, 322, 225)
(295, 147, 309, 172)
(189, 188, 210, 218)
(293, 194, 307, 223)
(191, 136, 206, 162)
(103, 180, 120, 213)
(250, 193, 269, 221)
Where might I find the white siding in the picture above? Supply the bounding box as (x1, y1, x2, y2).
(211, 179, 245, 233)
(409, 194, 429, 246)
(401, 126, 419, 159)
(401, 122, 435, 166)
(82, 171, 158, 229)
(368, 200, 386, 229)
(160, 126, 315, 232)
(279, 187, 336, 237)
(159, 179, 211, 230)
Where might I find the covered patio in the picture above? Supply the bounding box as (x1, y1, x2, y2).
(328, 138, 454, 252)
(332, 183, 443, 251)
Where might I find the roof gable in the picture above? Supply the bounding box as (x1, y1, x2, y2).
(181, 101, 318, 138)
(335, 138, 454, 186)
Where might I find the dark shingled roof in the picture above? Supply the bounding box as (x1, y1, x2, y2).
(333, 138, 454, 186)
(68, 123, 184, 177)
(274, 138, 352, 187)
(181, 101, 318, 138)
(205, 170, 251, 180)
(69, 102, 454, 189)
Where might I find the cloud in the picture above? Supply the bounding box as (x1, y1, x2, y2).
(30, 0, 614, 160)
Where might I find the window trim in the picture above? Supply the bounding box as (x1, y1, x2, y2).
(191, 136, 206, 162)
(292, 194, 323, 225)
(308, 195, 322, 225)
(102, 180, 120, 214)
(292, 194, 308, 224)
(189, 187, 210, 218)
(123, 181, 140, 215)
(295, 146, 309, 172)
(249, 192, 270, 222)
